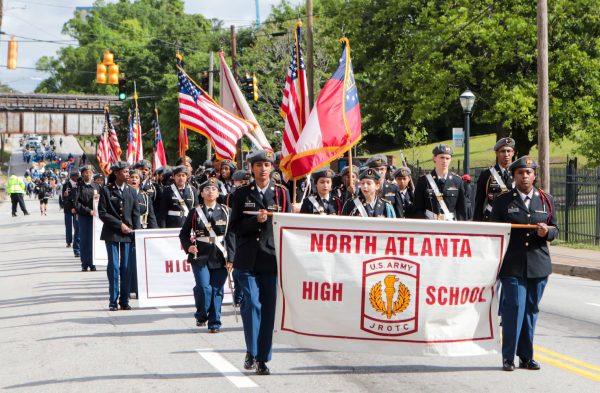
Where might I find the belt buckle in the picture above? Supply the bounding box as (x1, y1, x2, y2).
(209, 237, 215, 244)
(437, 214, 444, 221)
(180, 211, 185, 218)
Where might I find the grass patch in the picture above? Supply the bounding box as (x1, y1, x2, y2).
(381, 133, 583, 170)
(552, 240, 600, 251)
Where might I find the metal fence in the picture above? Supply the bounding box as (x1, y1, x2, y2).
(412, 162, 600, 245)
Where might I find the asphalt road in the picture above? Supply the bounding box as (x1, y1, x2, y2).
(1, 144, 599, 392)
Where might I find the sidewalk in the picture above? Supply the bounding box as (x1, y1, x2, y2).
(550, 245, 600, 281)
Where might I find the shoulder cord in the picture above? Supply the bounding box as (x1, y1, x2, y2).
(538, 189, 553, 224)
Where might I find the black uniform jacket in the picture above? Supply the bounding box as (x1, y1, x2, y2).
(141, 179, 158, 205)
(98, 183, 141, 243)
(414, 170, 467, 221)
(76, 182, 100, 216)
(474, 164, 514, 221)
(158, 184, 198, 228)
(398, 187, 416, 218)
(490, 187, 558, 279)
(300, 194, 342, 215)
(378, 181, 405, 218)
(341, 195, 395, 218)
(135, 189, 158, 229)
(230, 180, 291, 273)
(62, 180, 78, 212)
(179, 203, 235, 269)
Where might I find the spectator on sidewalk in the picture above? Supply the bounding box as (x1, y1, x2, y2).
(7, 174, 30, 217)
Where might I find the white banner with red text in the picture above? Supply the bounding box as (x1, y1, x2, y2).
(273, 214, 510, 356)
(134, 228, 232, 308)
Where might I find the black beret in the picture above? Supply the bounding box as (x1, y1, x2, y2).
(176, 156, 192, 166)
(110, 161, 129, 172)
(80, 165, 94, 173)
(432, 144, 454, 156)
(340, 165, 359, 176)
(392, 166, 411, 178)
(172, 165, 188, 175)
(203, 160, 213, 168)
(247, 150, 276, 164)
(93, 174, 105, 180)
(365, 154, 388, 168)
(232, 169, 251, 181)
(129, 169, 141, 178)
(509, 156, 538, 173)
(69, 169, 80, 177)
(199, 177, 221, 191)
(312, 168, 335, 181)
(134, 159, 151, 169)
(270, 171, 282, 183)
(494, 137, 516, 151)
(359, 168, 382, 181)
(220, 159, 237, 171)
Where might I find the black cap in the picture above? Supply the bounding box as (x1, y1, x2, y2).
(172, 165, 188, 175)
(247, 150, 276, 164)
(509, 156, 538, 173)
(110, 161, 129, 172)
(494, 137, 516, 151)
(134, 159, 151, 169)
(69, 169, 80, 177)
(199, 177, 221, 191)
(312, 168, 335, 181)
(220, 159, 237, 171)
(432, 144, 454, 156)
(232, 169, 251, 181)
(359, 168, 382, 181)
(392, 166, 411, 178)
(365, 154, 388, 168)
(176, 156, 192, 166)
(203, 160, 213, 168)
(340, 165, 359, 176)
(80, 165, 94, 173)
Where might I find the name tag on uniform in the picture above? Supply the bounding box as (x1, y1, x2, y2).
(245, 202, 255, 208)
(268, 204, 277, 210)
(508, 207, 519, 213)
(447, 187, 458, 191)
(215, 220, 226, 225)
(534, 210, 546, 213)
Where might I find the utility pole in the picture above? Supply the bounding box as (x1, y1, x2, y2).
(231, 25, 243, 167)
(537, 0, 550, 192)
(306, 0, 314, 107)
(207, 51, 214, 161)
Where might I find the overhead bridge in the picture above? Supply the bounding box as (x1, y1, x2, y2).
(0, 93, 122, 136)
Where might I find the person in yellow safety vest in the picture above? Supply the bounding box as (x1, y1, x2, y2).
(7, 174, 30, 217)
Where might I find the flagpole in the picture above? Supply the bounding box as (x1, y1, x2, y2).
(207, 51, 214, 160)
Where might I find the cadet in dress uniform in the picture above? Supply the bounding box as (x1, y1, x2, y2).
(474, 137, 516, 221)
(364, 154, 404, 218)
(393, 166, 416, 218)
(219, 159, 237, 194)
(98, 162, 141, 311)
(413, 144, 468, 221)
(158, 166, 198, 228)
(134, 159, 158, 207)
(490, 156, 558, 372)
(179, 177, 235, 332)
(334, 165, 359, 205)
(342, 168, 396, 218)
(93, 173, 105, 189)
(300, 168, 342, 215)
(230, 150, 291, 375)
(63, 169, 81, 256)
(228, 169, 252, 305)
(76, 165, 100, 272)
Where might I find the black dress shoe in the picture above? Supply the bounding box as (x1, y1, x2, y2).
(243, 352, 255, 370)
(109, 306, 118, 311)
(12, 213, 17, 217)
(255, 361, 270, 375)
(24, 212, 30, 216)
(66, 243, 71, 248)
(90, 266, 97, 271)
(502, 359, 515, 371)
(519, 358, 541, 370)
(208, 328, 220, 333)
(120, 304, 132, 310)
(196, 319, 207, 327)
(81, 268, 88, 272)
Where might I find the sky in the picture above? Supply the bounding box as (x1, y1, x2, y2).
(0, 0, 295, 93)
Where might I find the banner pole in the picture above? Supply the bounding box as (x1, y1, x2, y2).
(293, 179, 297, 203)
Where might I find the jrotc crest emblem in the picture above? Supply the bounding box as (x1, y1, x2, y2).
(361, 257, 419, 336)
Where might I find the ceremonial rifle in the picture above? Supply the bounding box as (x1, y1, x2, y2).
(399, 150, 415, 193)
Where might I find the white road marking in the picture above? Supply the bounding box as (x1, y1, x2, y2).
(156, 307, 174, 312)
(196, 348, 258, 389)
(585, 302, 600, 307)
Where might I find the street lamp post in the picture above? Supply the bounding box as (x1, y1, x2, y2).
(459, 89, 476, 174)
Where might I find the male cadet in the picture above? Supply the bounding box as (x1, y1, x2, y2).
(414, 144, 467, 221)
(474, 137, 516, 221)
(300, 168, 342, 215)
(134, 159, 158, 206)
(393, 166, 416, 218)
(227, 170, 252, 207)
(76, 165, 100, 272)
(230, 150, 291, 375)
(364, 154, 404, 218)
(98, 162, 140, 311)
(334, 165, 359, 205)
(490, 156, 558, 372)
(158, 166, 198, 228)
(63, 169, 81, 256)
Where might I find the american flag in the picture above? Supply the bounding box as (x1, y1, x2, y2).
(153, 108, 167, 169)
(177, 58, 255, 160)
(280, 21, 309, 159)
(97, 109, 122, 175)
(126, 106, 143, 165)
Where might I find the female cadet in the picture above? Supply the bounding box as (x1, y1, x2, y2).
(300, 168, 342, 215)
(127, 169, 158, 297)
(179, 177, 235, 333)
(342, 168, 396, 218)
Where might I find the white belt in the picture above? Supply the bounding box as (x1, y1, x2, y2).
(168, 210, 185, 217)
(196, 236, 224, 244)
(425, 210, 455, 221)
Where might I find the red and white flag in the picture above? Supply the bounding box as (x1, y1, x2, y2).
(153, 108, 167, 169)
(97, 108, 122, 175)
(219, 51, 272, 151)
(280, 38, 361, 179)
(177, 56, 256, 160)
(126, 103, 143, 165)
(280, 21, 309, 160)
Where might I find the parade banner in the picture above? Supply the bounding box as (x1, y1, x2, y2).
(92, 198, 108, 266)
(273, 214, 510, 356)
(134, 228, 232, 308)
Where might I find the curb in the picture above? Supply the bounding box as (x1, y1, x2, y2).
(553, 263, 600, 281)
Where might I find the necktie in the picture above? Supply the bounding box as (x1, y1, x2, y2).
(502, 170, 510, 185)
(259, 191, 267, 206)
(207, 208, 213, 220)
(322, 198, 329, 211)
(524, 196, 531, 210)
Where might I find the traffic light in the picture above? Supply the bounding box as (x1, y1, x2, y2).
(118, 78, 127, 101)
(102, 50, 114, 66)
(107, 63, 119, 85)
(7, 36, 18, 70)
(96, 63, 107, 84)
(240, 73, 256, 101)
(201, 71, 209, 91)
